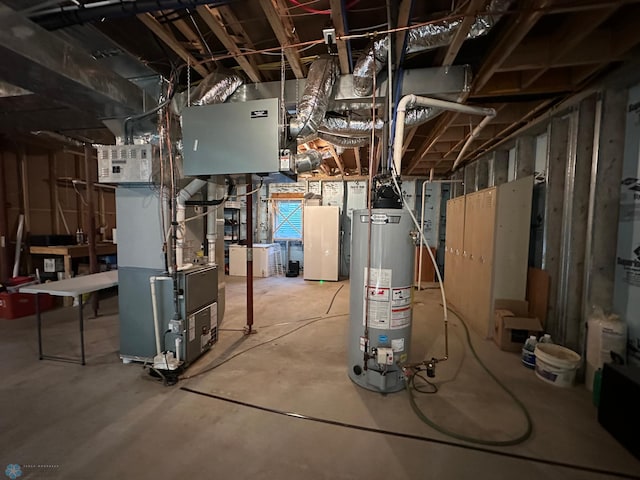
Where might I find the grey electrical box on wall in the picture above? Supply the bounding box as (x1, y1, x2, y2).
(181, 98, 281, 176)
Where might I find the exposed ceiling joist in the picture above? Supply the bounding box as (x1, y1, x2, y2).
(520, 6, 618, 90)
(434, 0, 489, 66)
(259, 0, 307, 79)
(329, 0, 351, 74)
(137, 13, 209, 77)
(196, 5, 263, 83)
(395, 0, 413, 65)
(473, 0, 551, 93)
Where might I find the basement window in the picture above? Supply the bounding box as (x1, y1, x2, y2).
(273, 199, 303, 241)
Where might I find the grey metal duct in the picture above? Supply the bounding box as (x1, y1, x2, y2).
(289, 56, 339, 138)
(171, 72, 244, 116)
(294, 150, 323, 173)
(30, 0, 233, 30)
(353, 0, 511, 96)
(0, 4, 148, 119)
(319, 116, 384, 137)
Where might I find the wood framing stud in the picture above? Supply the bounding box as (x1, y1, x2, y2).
(353, 147, 362, 175)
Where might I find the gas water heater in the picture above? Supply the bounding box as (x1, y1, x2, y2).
(348, 208, 414, 393)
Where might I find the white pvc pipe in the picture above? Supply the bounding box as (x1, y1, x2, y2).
(392, 94, 496, 175)
(175, 337, 182, 363)
(207, 181, 217, 266)
(12, 214, 24, 278)
(149, 276, 172, 357)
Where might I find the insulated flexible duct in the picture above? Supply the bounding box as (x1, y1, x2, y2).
(171, 71, 244, 116)
(289, 56, 339, 137)
(319, 116, 384, 137)
(353, 0, 511, 96)
(317, 132, 370, 148)
(405, 107, 443, 128)
(294, 150, 323, 173)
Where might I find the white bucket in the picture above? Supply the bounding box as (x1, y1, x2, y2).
(534, 343, 581, 387)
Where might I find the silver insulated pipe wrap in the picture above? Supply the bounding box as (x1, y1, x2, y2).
(171, 71, 244, 115)
(290, 56, 339, 137)
(353, 0, 511, 96)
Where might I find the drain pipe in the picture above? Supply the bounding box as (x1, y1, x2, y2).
(176, 178, 207, 269)
(392, 95, 496, 175)
(150, 276, 173, 357)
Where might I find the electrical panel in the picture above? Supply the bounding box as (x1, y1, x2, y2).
(97, 144, 154, 183)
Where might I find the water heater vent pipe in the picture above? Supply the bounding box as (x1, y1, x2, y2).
(392, 95, 496, 174)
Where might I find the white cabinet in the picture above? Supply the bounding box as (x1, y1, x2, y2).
(303, 206, 340, 281)
(229, 244, 278, 277)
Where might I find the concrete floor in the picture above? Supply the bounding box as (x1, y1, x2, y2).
(1, 276, 639, 480)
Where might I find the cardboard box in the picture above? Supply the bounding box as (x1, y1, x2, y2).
(494, 299, 543, 352)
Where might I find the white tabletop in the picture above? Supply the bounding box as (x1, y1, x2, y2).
(20, 270, 119, 297)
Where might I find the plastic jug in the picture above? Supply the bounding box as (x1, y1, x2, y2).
(522, 335, 537, 369)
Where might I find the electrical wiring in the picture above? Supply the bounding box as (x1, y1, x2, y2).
(179, 387, 640, 480)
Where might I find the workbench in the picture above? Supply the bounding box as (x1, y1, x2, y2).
(29, 243, 117, 279)
(20, 270, 119, 365)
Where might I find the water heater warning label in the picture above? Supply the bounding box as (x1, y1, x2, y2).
(363, 298, 390, 329)
(391, 306, 411, 329)
(392, 287, 412, 307)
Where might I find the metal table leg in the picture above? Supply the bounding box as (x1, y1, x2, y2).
(36, 292, 43, 360)
(79, 294, 85, 366)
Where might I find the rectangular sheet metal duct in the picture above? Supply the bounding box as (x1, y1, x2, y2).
(0, 5, 148, 119)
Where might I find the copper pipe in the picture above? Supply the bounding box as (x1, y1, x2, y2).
(245, 174, 254, 334)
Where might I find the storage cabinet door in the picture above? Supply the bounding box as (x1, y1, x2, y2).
(444, 197, 465, 308)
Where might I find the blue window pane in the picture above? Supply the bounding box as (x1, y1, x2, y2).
(274, 200, 302, 240)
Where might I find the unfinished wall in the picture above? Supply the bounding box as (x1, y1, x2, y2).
(0, 139, 115, 280)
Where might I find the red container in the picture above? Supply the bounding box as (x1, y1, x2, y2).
(0, 292, 55, 319)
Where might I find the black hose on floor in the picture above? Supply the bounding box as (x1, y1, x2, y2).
(180, 387, 640, 480)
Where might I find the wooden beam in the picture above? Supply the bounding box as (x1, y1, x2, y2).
(217, 5, 268, 74)
(259, 0, 307, 79)
(329, 0, 350, 74)
(138, 13, 209, 77)
(520, 6, 618, 89)
(474, 69, 574, 97)
(197, 6, 263, 83)
(435, 0, 489, 66)
(572, 5, 640, 84)
(473, 0, 551, 93)
(327, 144, 345, 176)
(353, 147, 362, 175)
(395, 0, 413, 65)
